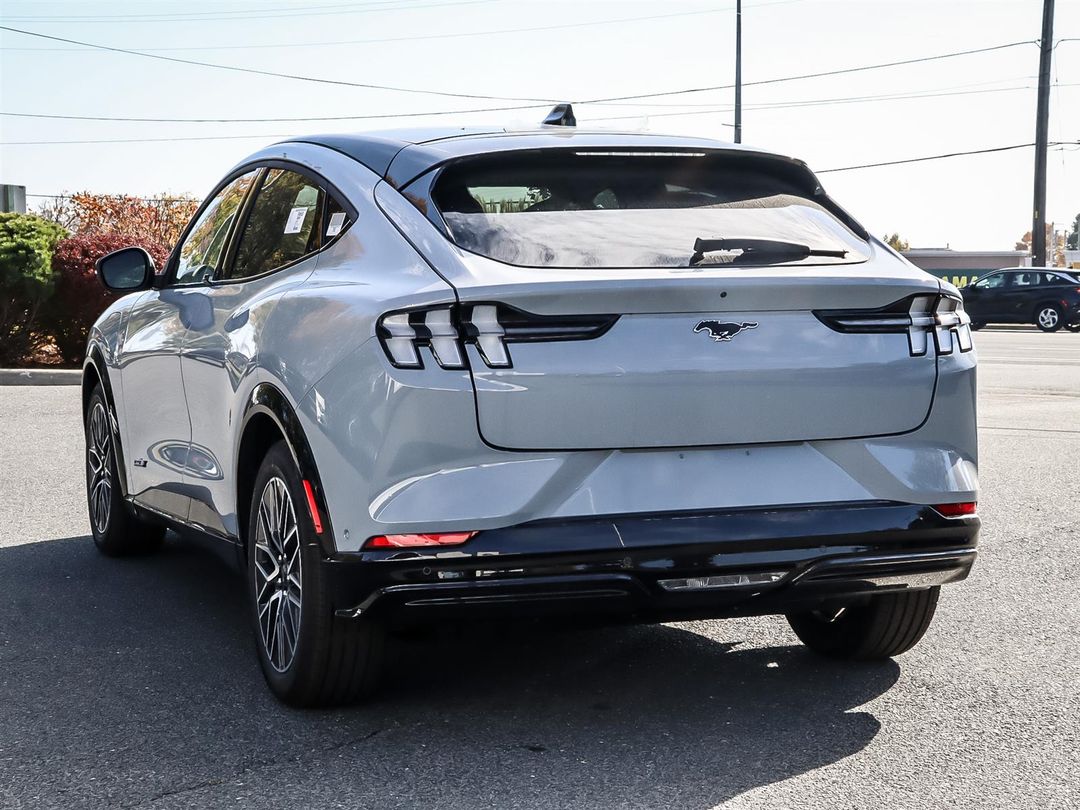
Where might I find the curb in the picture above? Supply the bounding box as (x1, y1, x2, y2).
(0, 368, 82, 386)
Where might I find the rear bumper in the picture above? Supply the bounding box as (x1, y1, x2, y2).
(324, 501, 979, 624)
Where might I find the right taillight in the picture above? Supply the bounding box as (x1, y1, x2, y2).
(815, 293, 974, 357)
(377, 304, 617, 370)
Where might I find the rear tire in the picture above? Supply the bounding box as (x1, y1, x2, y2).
(1066, 321, 1080, 333)
(1035, 304, 1063, 332)
(84, 385, 166, 556)
(785, 587, 940, 660)
(247, 441, 384, 707)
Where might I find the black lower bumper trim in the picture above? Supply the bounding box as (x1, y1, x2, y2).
(326, 502, 979, 624)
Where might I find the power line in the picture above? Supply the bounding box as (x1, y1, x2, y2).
(6, 133, 290, 146)
(0, 105, 547, 125)
(0, 24, 558, 104)
(0, 37, 1040, 127)
(6, 76, 1060, 127)
(582, 40, 1037, 104)
(0, 7, 737, 50)
(0, 0, 496, 24)
(817, 141, 1078, 174)
(27, 193, 194, 202)
(590, 83, 1049, 122)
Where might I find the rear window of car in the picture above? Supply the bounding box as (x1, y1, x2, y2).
(429, 151, 869, 269)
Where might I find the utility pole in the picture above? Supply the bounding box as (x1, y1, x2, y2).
(1032, 0, 1055, 266)
(734, 0, 742, 144)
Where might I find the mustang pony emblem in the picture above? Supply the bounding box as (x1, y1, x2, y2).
(694, 321, 759, 342)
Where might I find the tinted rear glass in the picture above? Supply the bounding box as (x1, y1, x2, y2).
(430, 151, 869, 269)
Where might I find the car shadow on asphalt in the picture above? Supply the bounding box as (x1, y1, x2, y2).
(0, 534, 900, 809)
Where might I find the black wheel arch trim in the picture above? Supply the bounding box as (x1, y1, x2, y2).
(239, 382, 336, 554)
(83, 346, 130, 499)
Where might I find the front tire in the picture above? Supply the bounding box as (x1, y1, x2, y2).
(247, 441, 384, 707)
(1035, 304, 1063, 332)
(785, 587, 940, 660)
(84, 385, 165, 556)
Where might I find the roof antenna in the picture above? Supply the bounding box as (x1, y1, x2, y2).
(542, 103, 576, 127)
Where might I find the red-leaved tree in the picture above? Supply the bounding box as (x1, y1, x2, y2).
(43, 233, 172, 362)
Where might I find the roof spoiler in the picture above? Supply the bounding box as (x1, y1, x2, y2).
(542, 103, 576, 127)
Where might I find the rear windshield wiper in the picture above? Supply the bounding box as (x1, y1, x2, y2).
(689, 237, 848, 266)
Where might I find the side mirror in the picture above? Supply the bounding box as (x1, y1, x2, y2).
(95, 247, 156, 293)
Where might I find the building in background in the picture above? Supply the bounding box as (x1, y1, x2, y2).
(902, 248, 1030, 288)
(1, 185, 27, 214)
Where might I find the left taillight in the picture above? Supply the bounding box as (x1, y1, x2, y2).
(365, 531, 477, 548)
(376, 308, 466, 370)
(377, 304, 616, 370)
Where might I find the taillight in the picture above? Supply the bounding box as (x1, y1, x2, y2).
(932, 502, 977, 518)
(815, 293, 974, 357)
(365, 531, 477, 548)
(377, 304, 617, 370)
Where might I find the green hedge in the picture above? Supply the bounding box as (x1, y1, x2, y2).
(0, 213, 69, 365)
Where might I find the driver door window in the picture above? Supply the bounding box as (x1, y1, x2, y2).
(974, 273, 1006, 289)
(173, 171, 258, 285)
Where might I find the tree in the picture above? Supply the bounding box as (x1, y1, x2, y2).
(1016, 223, 1066, 265)
(883, 233, 910, 252)
(1067, 213, 1080, 251)
(42, 232, 171, 363)
(0, 213, 68, 365)
(35, 191, 198, 247)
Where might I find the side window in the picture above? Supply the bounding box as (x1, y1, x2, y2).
(173, 171, 258, 284)
(323, 194, 352, 244)
(974, 273, 1006, 289)
(1014, 272, 1038, 287)
(224, 169, 326, 281)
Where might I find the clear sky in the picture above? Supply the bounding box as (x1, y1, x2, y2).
(0, 0, 1076, 250)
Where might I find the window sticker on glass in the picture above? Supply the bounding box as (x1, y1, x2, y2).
(326, 211, 347, 237)
(284, 206, 309, 234)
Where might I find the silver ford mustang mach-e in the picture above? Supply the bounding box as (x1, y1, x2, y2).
(86, 117, 979, 706)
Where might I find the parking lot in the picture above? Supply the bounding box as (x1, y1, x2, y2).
(0, 328, 1077, 810)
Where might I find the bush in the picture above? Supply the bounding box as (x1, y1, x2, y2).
(43, 233, 171, 363)
(0, 213, 69, 365)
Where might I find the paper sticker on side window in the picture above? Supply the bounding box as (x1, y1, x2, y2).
(284, 206, 309, 234)
(326, 211, 347, 237)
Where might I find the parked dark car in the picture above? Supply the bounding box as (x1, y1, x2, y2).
(962, 268, 1080, 332)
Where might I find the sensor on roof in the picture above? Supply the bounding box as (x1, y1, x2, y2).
(542, 103, 576, 127)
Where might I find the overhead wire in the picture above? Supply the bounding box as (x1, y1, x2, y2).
(817, 142, 1078, 174)
(2, 6, 741, 49)
(0, 24, 559, 103)
(0, 0, 499, 24)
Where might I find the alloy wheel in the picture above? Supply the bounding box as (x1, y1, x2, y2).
(1038, 307, 1059, 329)
(253, 477, 303, 672)
(87, 401, 113, 535)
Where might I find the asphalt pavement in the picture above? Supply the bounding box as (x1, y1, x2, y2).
(0, 329, 1077, 809)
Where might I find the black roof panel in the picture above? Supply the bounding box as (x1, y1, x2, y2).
(278, 128, 761, 186)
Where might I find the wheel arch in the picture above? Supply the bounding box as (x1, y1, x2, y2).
(83, 347, 131, 498)
(237, 383, 334, 554)
(1031, 299, 1063, 321)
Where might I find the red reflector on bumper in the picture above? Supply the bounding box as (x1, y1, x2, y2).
(365, 531, 477, 549)
(933, 502, 977, 518)
(302, 480, 324, 535)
